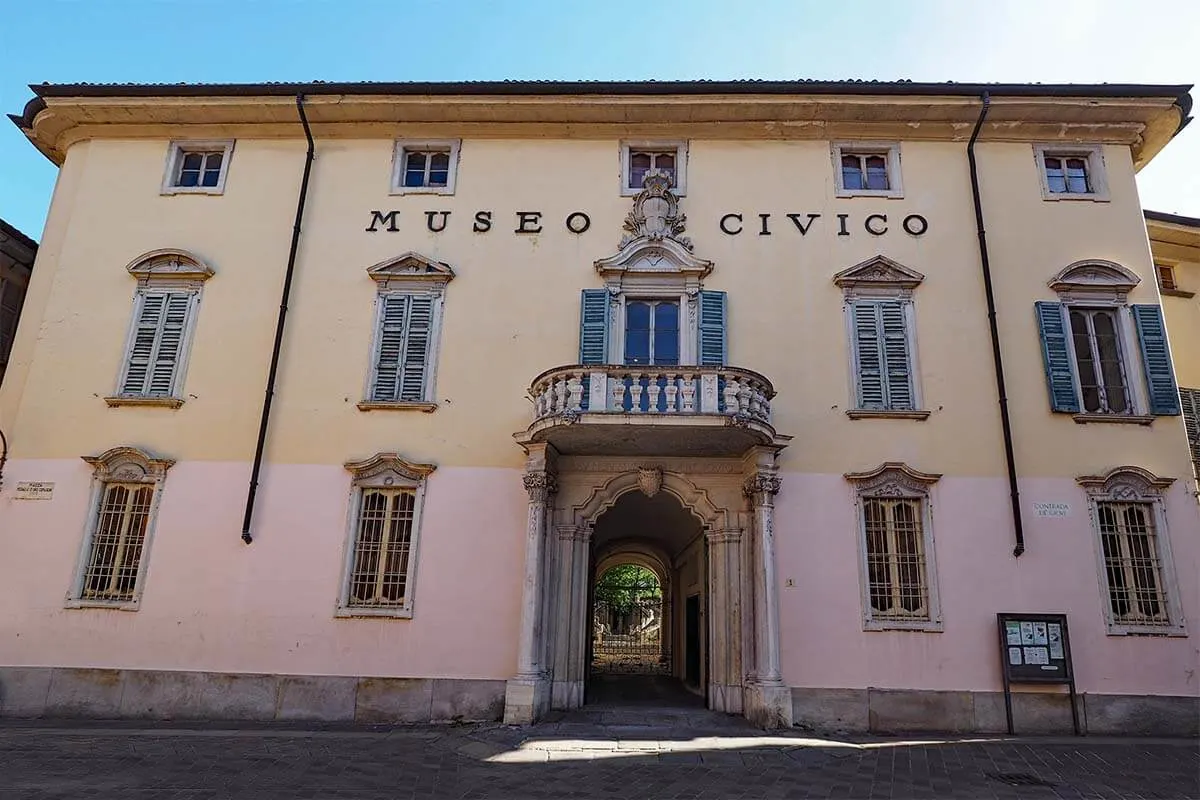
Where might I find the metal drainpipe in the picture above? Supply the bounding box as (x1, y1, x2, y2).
(967, 91, 1026, 557)
(241, 94, 315, 544)
(0, 426, 8, 492)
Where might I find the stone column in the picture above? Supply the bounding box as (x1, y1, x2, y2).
(551, 523, 591, 709)
(504, 447, 557, 724)
(743, 468, 793, 729)
(706, 527, 743, 715)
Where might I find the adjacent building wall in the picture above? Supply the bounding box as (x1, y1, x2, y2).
(0, 219, 36, 386)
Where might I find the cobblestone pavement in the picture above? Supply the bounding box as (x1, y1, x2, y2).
(1, 712, 1197, 800)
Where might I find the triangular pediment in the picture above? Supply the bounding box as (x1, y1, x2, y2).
(367, 252, 455, 284)
(832, 255, 924, 290)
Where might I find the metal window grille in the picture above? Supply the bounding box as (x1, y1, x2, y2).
(1096, 501, 1170, 626)
(81, 483, 154, 602)
(348, 489, 416, 607)
(863, 497, 929, 620)
(1068, 307, 1130, 414)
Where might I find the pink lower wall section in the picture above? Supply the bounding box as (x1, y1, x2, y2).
(1, 460, 1197, 697)
(0, 460, 526, 680)
(774, 475, 1200, 697)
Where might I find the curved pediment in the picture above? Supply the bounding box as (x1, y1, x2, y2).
(1048, 259, 1140, 298)
(125, 249, 214, 284)
(594, 236, 714, 281)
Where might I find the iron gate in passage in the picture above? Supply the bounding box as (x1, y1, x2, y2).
(592, 568, 668, 675)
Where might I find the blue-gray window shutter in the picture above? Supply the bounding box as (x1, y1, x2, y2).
(880, 301, 914, 410)
(372, 293, 434, 403)
(852, 302, 885, 409)
(122, 290, 192, 397)
(1034, 301, 1080, 413)
(697, 290, 727, 366)
(579, 289, 609, 364)
(1132, 304, 1180, 415)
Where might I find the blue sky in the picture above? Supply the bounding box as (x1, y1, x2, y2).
(1, 0, 1197, 239)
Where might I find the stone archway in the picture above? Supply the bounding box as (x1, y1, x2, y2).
(545, 468, 751, 716)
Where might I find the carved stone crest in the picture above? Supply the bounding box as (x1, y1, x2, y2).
(620, 171, 692, 251)
(637, 466, 663, 498)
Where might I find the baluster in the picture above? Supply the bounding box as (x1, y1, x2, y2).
(664, 372, 679, 412)
(681, 372, 696, 412)
(723, 377, 741, 414)
(611, 372, 625, 412)
(736, 381, 752, 415)
(553, 378, 567, 414)
(567, 373, 583, 411)
(647, 373, 662, 412)
(629, 371, 645, 413)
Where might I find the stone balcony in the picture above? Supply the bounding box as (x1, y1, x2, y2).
(516, 365, 784, 457)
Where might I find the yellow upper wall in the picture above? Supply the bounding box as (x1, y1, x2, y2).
(0, 118, 1193, 480)
(1149, 215, 1200, 389)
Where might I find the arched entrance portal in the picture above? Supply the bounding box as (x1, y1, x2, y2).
(586, 490, 706, 706)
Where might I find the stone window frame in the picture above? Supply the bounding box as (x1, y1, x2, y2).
(833, 255, 929, 420)
(161, 140, 235, 196)
(67, 446, 175, 611)
(389, 139, 462, 196)
(357, 252, 454, 412)
(845, 462, 944, 632)
(620, 140, 688, 197)
(1033, 143, 1110, 202)
(336, 453, 436, 619)
(831, 141, 904, 199)
(1046, 259, 1152, 423)
(1076, 466, 1186, 637)
(106, 249, 215, 409)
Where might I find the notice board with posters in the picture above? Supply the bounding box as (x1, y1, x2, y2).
(996, 613, 1079, 734)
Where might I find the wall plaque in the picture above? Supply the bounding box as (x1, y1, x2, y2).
(14, 481, 55, 500)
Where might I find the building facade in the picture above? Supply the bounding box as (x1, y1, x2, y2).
(0, 219, 36, 387)
(1147, 210, 1200, 482)
(0, 81, 1197, 734)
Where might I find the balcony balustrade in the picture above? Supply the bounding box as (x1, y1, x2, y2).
(518, 364, 783, 457)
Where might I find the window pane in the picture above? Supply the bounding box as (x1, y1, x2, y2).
(1097, 504, 1132, 619)
(428, 152, 449, 186)
(1065, 158, 1090, 193)
(404, 151, 427, 187)
(1092, 311, 1127, 413)
(625, 302, 651, 365)
(654, 331, 679, 365)
(204, 152, 223, 171)
(181, 153, 203, 171)
(865, 155, 889, 190)
(654, 153, 675, 170)
(841, 155, 863, 190)
(631, 152, 652, 169)
(863, 500, 891, 614)
(1070, 310, 1101, 412)
(1044, 157, 1066, 193)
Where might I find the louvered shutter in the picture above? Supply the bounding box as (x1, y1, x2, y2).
(852, 303, 885, 409)
(880, 301, 914, 410)
(697, 290, 727, 366)
(121, 293, 165, 394)
(1034, 301, 1080, 413)
(399, 295, 433, 401)
(1131, 304, 1180, 416)
(578, 289, 609, 365)
(372, 294, 409, 402)
(147, 293, 191, 396)
(1180, 388, 1200, 478)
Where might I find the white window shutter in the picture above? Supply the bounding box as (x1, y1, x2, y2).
(121, 293, 165, 394)
(147, 293, 191, 396)
(852, 302, 885, 408)
(371, 293, 435, 403)
(879, 301, 914, 410)
(400, 295, 433, 401)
